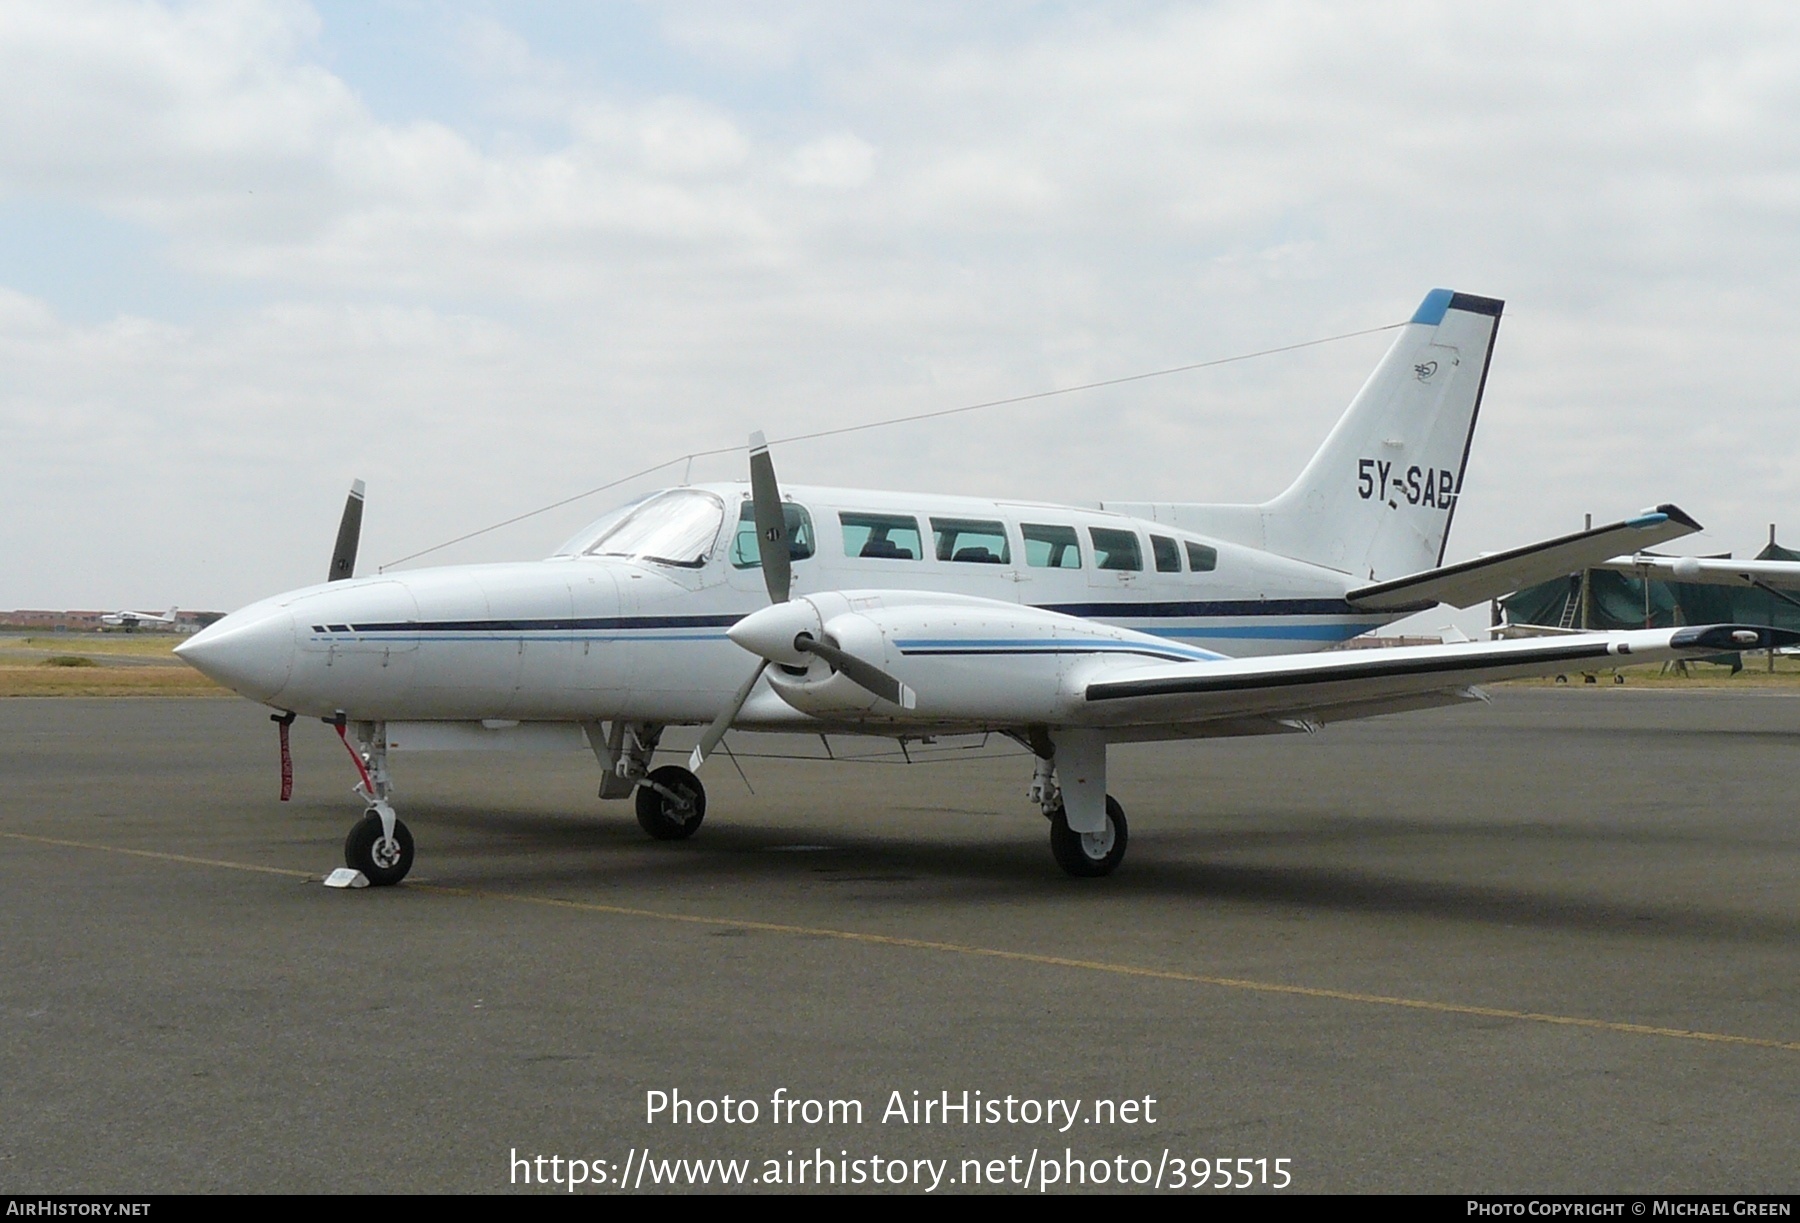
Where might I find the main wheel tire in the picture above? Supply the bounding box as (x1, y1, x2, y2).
(1049, 795, 1128, 878)
(636, 765, 706, 841)
(344, 811, 414, 886)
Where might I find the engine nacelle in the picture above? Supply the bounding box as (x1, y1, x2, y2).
(750, 590, 1197, 724)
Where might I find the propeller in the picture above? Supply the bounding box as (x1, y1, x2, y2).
(328, 479, 366, 583)
(793, 633, 914, 709)
(689, 434, 914, 772)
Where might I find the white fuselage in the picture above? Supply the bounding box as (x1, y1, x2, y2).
(179, 482, 1399, 726)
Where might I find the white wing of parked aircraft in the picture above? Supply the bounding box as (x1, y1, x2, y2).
(1596, 554, 1800, 595)
(100, 606, 178, 630)
(177, 289, 1794, 883)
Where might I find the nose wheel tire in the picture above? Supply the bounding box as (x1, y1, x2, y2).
(636, 765, 707, 841)
(344, 811, 415, 886)
(1049, 796, 1128, 878)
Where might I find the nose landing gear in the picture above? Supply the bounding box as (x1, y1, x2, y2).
(332, 717, 414, 886)
(344, 807, 414, 885)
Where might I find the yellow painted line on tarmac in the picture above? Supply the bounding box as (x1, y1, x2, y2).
(2, 830, 313, 879)
(8, 828, 1800, 1054)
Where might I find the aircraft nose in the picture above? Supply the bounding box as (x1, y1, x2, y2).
(174, 604, 296, 703)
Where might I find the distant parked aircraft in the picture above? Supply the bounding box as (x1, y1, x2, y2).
(100, 606, 178, 631)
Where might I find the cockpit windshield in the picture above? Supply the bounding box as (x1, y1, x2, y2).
(551, 494, 650, 558)
(554, 490, 724, 568)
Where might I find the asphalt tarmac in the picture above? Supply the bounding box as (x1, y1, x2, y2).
(2, 689, 1797, 1194)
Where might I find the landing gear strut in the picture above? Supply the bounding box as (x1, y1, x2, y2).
(334, 718, 414, 885)
(1028, 726, 1128, 878)
(585, 721, 709, 842)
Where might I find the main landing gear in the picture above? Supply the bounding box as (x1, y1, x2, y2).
(1027, 729, 1129, 878)
(636, 764, 706, 840)
(585, 721, 707, 842)
(1048, 797, 1129, 878)
(336, 718, 414, 886)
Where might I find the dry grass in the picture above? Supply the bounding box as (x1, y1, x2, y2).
(0, 666, 230, 698)
(9, 633, 188, 658)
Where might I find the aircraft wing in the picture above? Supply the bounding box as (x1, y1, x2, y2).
(1346, 505, 1702, 611)
(1596, 554, 1800, 595)
(1075, 625, 1795, 729)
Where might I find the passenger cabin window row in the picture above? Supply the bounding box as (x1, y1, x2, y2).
(725, 500, 1219, 575)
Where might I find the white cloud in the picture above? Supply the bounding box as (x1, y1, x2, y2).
(5, 1, 1800, 609)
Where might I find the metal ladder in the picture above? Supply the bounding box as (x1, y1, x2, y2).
(1556, 588, 1580, 629)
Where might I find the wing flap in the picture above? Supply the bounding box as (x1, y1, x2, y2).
(1080, 625, 1795, 726)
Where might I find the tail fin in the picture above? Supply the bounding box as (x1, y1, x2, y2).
(1106, 289, 1503, 581)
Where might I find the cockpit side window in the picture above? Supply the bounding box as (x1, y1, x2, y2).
(841, 512, 922, 560)
(582, 489, 724, 568)
(1021, 523, 1081, 569)
(731, 501, 817, 569)
(931, 517, 1011, 564)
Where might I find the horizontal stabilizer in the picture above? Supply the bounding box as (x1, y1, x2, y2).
(1346, 505, 1702, 611)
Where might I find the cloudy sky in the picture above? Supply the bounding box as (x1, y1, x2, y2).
(4, 1, 1798, 621)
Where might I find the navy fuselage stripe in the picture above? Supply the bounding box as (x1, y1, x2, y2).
(332, 600, 1371, 636)
(344, 615, 742, 633)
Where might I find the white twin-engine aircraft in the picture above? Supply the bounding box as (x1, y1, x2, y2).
(177, 289, 1793, 884)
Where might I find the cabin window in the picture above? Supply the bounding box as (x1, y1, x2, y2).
(583, 489, 724, 568)
(1151, 534, 1182, 573)
(1021, 523, 1081, 569)
(841, 512, 922, 560)
(932, 517, 1011, 564)
(1089, 527, 1143, 572)
(730, 500, 816, 569)
(1185, 542, 1218, 572)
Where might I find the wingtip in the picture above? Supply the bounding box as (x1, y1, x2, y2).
(1652, 503, 1704, 532)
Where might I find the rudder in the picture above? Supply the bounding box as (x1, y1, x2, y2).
(1107, 289, 1503, 581)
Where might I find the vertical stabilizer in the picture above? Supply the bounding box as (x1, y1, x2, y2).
(1106, 289, 1503, 581)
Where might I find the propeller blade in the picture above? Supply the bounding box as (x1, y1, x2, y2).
(328, 479, 366, 583)
(748, 432, 791, 603)
(689, 659, 770, 772)
(796, 635, 917, 710)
